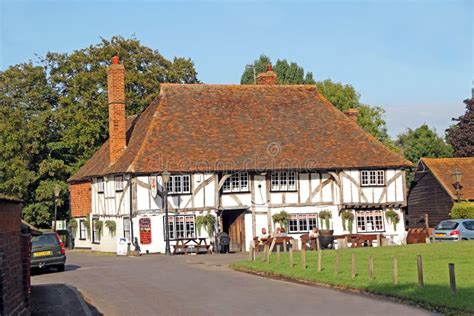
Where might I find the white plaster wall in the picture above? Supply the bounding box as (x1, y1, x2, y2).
(299, 173, 310, 202)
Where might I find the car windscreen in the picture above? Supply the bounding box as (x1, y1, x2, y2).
(32, 234, 58, 247)
(435, 221, 459, 230)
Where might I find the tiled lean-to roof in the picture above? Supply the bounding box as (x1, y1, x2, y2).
(420, 157, 474, 200)
(69, 84, 411, 181)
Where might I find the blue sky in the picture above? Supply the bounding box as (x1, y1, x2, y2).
(1, 0, 472, 137)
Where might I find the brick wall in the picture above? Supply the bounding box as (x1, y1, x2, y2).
(0, 198, 31, 316)
(69, 180, 92, 218)
(107, 57, 126, 165)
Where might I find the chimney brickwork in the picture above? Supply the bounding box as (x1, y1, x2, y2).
(344, 108, 359, 122)
(107, 56, 126, 165)
(256, 64, 278, 85)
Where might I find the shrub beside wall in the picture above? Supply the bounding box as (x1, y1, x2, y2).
(450, 202, 474, 219)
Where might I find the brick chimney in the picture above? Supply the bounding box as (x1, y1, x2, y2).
(256, 64, 278, 85)
(107, 56, 126, 165)
(344, 108, 359, 122)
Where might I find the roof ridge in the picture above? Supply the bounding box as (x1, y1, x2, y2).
(160, 83, 317, 88)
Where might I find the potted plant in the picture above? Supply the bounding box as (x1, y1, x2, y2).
(385, 209, 399, 231)
(94, 220, 103, 238)
(340, 211, 354, 233)
(318, 210, 334, 249)
(69, 219, 78, 237)
(196, 214, 216, 237)
(272, 211, 290, 230)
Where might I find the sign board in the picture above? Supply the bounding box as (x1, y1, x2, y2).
(139, 218, 152, 244)
(150, 176, 158, 198)
(53, 220, 67, 230)
(117, 237, 129, 256)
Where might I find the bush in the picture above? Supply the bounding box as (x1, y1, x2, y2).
(450, 202, 474, 219)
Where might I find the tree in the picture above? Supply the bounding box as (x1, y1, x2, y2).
(446, 98, 474, 157)
(395, 124, 453, 163)
(0, 36, 199, 227)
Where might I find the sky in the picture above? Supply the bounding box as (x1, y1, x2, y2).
(1, 0, 472, 137)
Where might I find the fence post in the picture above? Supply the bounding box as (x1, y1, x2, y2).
(267, 239, 276, 264)
(417, 255, 424, 288)
(351, 253, 356, 279)
(301, 245, 306, 269)
(248, 245, 253, 261)
(392, 256, 398, 285)
(335, 251, 340, 276)
(252, 245, 256, 262)
(368, 256, 374, 280)
(289, 240, 294, 267)
(263, 244, 269, 262)
(276, 245, 281, 264)
(449, 263, 456, 294)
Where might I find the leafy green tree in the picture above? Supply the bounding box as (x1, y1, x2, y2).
(446, 98, 473, 157)
(0, 36, 199, 227)
(395, 124, 453, 163)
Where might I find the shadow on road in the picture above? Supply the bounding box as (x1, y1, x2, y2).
(31, 264, 81, 276)
(31, 283, 102, 315)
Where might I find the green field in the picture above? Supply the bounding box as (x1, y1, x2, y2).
(232, 241, 474, 314)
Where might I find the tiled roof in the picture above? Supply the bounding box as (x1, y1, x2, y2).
(421, 157, 474, 200)
(69, 84, 411, 181)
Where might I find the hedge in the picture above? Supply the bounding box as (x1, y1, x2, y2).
(450, 202, 474, 219)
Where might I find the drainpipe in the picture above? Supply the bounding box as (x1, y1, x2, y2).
(129, 176, 135, 251)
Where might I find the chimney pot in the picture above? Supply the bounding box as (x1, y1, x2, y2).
(344, 108, 359, 122)
(267, 64, 272, 72)
(111, 56, 120, 65)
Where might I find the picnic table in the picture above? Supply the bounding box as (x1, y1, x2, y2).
(300, 233, 385, 250)
(172, 237, 212, 255)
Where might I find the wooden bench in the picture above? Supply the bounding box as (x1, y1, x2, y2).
(172, 238, 212, 255)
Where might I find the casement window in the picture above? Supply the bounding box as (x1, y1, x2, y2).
(360, 170, 385, 186)
(123, 217, 131, 241)
(356, 211, 384, 232)
(271, 171, 297, 191)
(164, 215, 196, 240)
(92, 218, 100, 243)
(288, 213, 318, 233)
(165, 175, 191, 194)
(79, 219, 86, 240)
(115, 175, 124, 191)
(97, 177, 104, 193)
(222, 173, 249, 193)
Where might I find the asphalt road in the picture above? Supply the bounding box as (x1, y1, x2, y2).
(32, 251, 436, 316)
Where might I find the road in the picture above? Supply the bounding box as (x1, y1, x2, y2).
(32, 251, 436, 316)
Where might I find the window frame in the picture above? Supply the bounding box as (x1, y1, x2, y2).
(123, 217, 131, 241)
(360, 170, 385, 187)
(271, 171, 298, 192)
(165, 175, 192, 195)
(79, 219, 86, 240)
(222, 173, 250, 193)
(355, 210, 385, 233)
(92, 218, 100, 244)
(287, 213, 319, 233)
(97, 177, 104, 193)
(115, 175, 124, 192)
(163, 215, 196, 240)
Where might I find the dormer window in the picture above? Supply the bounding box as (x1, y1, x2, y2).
(361, 170, 385, 186)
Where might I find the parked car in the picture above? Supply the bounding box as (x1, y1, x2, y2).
(433, 219, 474, 241)
(31, 232, 66, 272)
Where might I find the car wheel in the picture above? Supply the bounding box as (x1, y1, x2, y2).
(57, 264, 65, 272)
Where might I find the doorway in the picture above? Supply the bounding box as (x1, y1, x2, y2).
(222, 209, 246, 252)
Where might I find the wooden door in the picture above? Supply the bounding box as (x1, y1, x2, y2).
(229, 213, 245, 252)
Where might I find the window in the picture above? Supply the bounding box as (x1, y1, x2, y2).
(356, 211, 384, 232)
(115, 175, 124, 191)
(271, 171, 297, 191)
(222, 173, 249, 193)
(360, 170, 385, 186)
(97, 177, 104, 193)
(92, 218, 100, 243)
(462, 221, 474, 231)
(123, 217, 131, 241)
(288, 213, 318, 233)
(79, 220, 86, 240)
(164, 215, 196, 240)
(165, 175, 191, 194)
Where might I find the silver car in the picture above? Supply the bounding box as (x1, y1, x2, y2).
(433, 219, 474, 241)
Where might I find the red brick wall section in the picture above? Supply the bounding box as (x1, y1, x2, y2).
(107, 57, 126, 165)
(0, 198, 31, 316)
(69, 181, 92, 218)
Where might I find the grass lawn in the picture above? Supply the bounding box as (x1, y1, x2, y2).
(231, 241, 474, 314)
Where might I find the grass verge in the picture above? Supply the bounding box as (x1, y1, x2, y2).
(231, 241, 474, 314)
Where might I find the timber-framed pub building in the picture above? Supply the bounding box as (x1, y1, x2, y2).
(68, 57, 412, 253)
